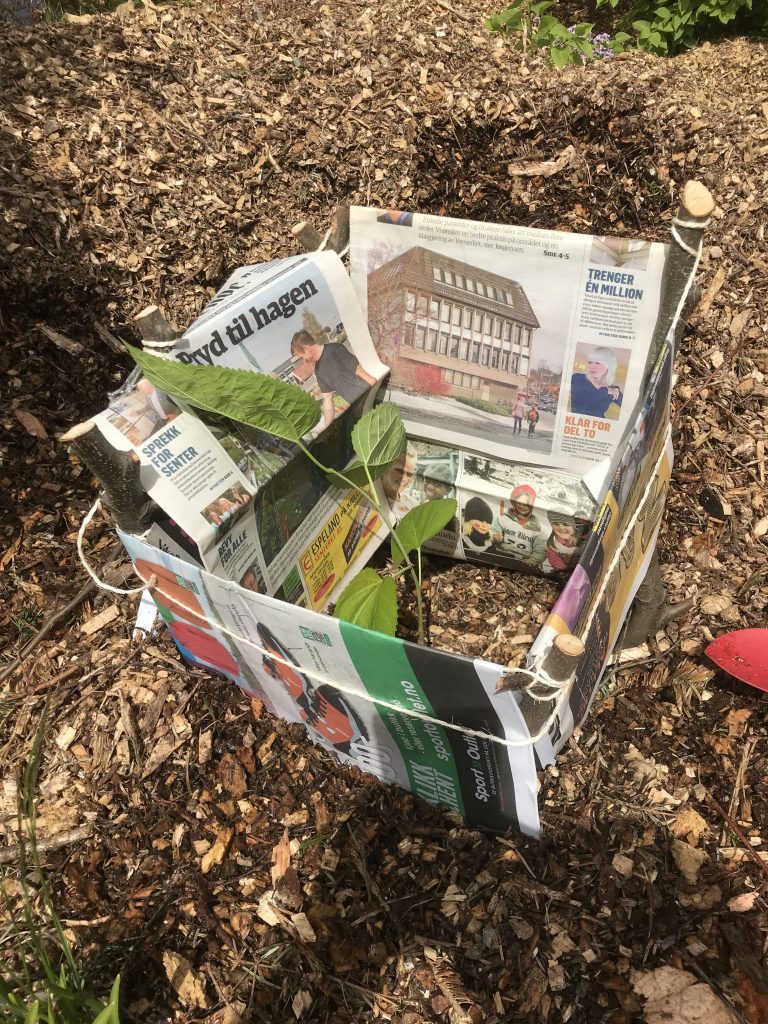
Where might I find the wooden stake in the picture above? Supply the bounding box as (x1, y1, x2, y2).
(644, 178, 716, 380)
(292, 207, 350, 255)
(496, 633, 585, 740)
(61, 420, 156, 534)
(291, 220, 324, 252)
(541, 633, 585, 684)
(329, 205, 350, 254)
(134, 304, 179, 344)
(496, 632, 584, 695)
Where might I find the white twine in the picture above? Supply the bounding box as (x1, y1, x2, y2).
(77, 498, 146, 595)
(316, 224, 349, 261)
(670, 214, 711, 258)
(316, 225, 333, 251)
(141, 338, 177, 351)
(577, 439, 668, 641)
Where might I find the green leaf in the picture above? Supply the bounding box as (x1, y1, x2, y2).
(333, 569, 397, 636)
(391, 499, 457, 566)
(91, 977, 121, 1024)
(23, 1002, 39, 1024)
(549, 44, 573, 67)
(574, 37, 594, 55)
(350, 404, 406, 471)
(490, 8, 522, 28)
(537, 14, 561, 32)
(125, 345, 320, 444)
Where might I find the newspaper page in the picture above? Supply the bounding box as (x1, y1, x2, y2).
(93, 249, 389, 610)
(175, 249, 388, 434)
(377, 438, 598, 577)
(118, 529, 540, 836)
(524, 334, 676, 765)
(350, 207, 667, 486)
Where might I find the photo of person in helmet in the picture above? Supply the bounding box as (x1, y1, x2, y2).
(492, 485, 547, 567)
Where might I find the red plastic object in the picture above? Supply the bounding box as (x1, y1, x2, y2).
(705, 629, 768, 692)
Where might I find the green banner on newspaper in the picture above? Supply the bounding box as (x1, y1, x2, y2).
(339, 624, 465, 817)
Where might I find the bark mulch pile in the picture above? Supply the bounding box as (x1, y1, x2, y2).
(1, 1, 767, 1021)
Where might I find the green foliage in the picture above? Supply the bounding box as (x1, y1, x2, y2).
(124, 346, 448, 643)
(326, 406, 406, 490)
(391, 500, 457, 568)
(485, 0, 629, 66)
(332, 569, 398, 636)
(12, 606, 43, 646)
(333, 404, 433, 637)
(486, 0, 765, 63)
(0, 700, 121, 1024)
(126, 345, 321, 444)
(350, 405, 406, 475)
(600, 0, 767, 54)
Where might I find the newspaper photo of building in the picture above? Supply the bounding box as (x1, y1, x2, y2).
(364, 244, 560, 455)
(368, 246, 538, 406)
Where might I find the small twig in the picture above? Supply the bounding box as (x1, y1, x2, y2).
(0, 581, 97, 685)
(93, 320, 125, 355)
(704, 790, 768, 881)
(0, 824, 94, 866)
(436, 0, 473, 21)
(677, 948, 750, 1024)
(722, 738, 756, 846)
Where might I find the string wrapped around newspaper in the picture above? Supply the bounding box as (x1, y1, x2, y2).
(64, 181, 715, 837)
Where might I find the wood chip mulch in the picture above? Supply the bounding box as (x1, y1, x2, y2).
(1, 2, 767, 1021)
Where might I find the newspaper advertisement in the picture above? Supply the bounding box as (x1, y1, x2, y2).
(379, 439, 598, 577)
(94, 250, 389, 611)
(350, 207, 667, 487)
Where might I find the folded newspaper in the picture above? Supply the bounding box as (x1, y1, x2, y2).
(377, 438, 598, 577)
(350, 208, 668, 502)
(94, 251, 390, 611)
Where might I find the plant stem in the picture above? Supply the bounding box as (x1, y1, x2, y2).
(297, 440, 426, 644)
(415, 548, 424, 646)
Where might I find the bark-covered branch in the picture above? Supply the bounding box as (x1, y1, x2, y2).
(644, 179, 716, 380)
(61, 420, 157, 534)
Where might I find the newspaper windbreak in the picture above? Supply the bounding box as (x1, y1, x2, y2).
(350, 208, 667, 492)
(119, 528, 540, 835)
(117, 333, 675, 836)
(95, 251, 390, 612)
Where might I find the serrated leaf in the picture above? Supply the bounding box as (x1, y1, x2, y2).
(350, 404, 405, 470)
(125, 344, 320, 443)
(391, 499, 457, 566)
(333, 569, 397, 636)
